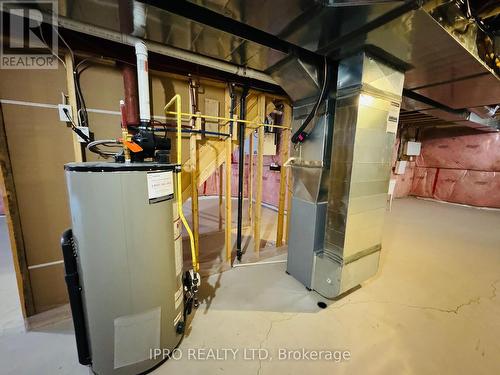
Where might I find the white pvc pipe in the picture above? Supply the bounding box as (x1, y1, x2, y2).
(131, 1, 146, 37)
(135, 41, 151, 124)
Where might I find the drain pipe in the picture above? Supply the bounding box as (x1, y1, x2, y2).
(118, 0, 145, 126)
(121, 65, 139, 125)
(236, 86, 249, 262)
(135, 40, 151, 128)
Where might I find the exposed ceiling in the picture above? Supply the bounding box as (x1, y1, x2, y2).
(18, 0, 500, 129)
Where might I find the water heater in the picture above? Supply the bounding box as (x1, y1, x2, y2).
(63, 162, 184, 375)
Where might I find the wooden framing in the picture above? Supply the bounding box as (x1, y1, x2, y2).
(276, 103, 292, 247)
(218, 164, 224, 231)
(253, 94, 266, 254)
(64, 54, 83, 162)
(0, 104, 35, 317)
(247, 130, 254, 223)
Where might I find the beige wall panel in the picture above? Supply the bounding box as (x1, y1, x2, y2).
(79, 64, 123, 111)
(29, 264, 68, 313)
(2, 105, 74, 266)
(0, 68, 66, 104)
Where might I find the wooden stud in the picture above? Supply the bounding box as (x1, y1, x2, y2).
(194, 113, 202, 141)
(248, 128, 254, 223)
(254, 95, 266, 254)
(64, 54, 83, 162)
(218, 164, 224, 231)
(276, 103, 292, 247)
(0, 104, 35, 317)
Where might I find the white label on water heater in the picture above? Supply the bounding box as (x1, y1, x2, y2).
(147, 171, 174, 203)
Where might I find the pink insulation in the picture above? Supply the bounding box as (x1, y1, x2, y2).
(410, 167, 437, 198)
(390, 137, 416, 198)
(417, 128, 500, 171)
(409, 127, 500, 208)
(198, 148, 284, 208)
(392, 161, 416, 198)
(432, 169, 500, 207)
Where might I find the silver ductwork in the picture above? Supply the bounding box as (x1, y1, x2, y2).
(313, 53, 404, 298)
(284, 52, 404, 298)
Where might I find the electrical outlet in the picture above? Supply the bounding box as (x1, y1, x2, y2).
(58, 104, 72, 122)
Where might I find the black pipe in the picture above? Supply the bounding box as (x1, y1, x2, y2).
(61, 229, 91, 366)
(236, 87, 249, 262)
(129, 126, 232, 138)
(228, 84, 236, 137)
(291, 57, 330, 144)
(402, 89, 469, 117)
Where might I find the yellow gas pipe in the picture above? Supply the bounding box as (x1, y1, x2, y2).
(164, 95, 199, 273)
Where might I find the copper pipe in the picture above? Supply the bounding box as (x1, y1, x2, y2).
(121, 64, 140, 126)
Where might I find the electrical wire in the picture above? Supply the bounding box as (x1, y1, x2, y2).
(291, 56, 329, 144)
(86, 139, 122, 158)
(37, 26, 66, 68)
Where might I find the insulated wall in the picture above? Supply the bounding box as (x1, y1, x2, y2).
(198, 149, 285, 207)
(410, 127, 500, 208)
(390, 136, 416, 198)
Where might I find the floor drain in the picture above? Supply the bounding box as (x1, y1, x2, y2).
(317, 301, 327, 309)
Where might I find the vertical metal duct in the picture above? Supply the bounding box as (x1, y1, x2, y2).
(269, 56, 336, 288)
(313, 52, 404, 298)
(276, 52, 404, 298)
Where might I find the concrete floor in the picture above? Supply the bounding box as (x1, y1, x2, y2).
(182, 197, 286, 275)
(0, 216, 25, 337)
(0, 198, 499, 374)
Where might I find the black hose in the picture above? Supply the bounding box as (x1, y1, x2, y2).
(60, 229, 91, 366)
(291, 56, 329, 144)
(236, 86, 249, 262)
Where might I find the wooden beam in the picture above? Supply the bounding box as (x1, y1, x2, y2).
(64, 54, 83, 162)
(248, 128, 254, 223)
(276, 103, 291, 247)
(0, 104, 35, 317)
(218, 164, 223, 231)
(254, 95, 266, 254)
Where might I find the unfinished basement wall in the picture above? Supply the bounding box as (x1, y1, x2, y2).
(390, 136, 416, 198)
(0, 67, 74, 314)
(409, 127, 500, 208)
(0, 60, 281, 315)
(78, 64, 227, 165)
(198, 149, 284, 207)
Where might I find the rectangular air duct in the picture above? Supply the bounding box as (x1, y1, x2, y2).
(283, 52, 404, 298)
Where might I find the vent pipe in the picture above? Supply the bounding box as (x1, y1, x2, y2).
(135, 41, 151, 127)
